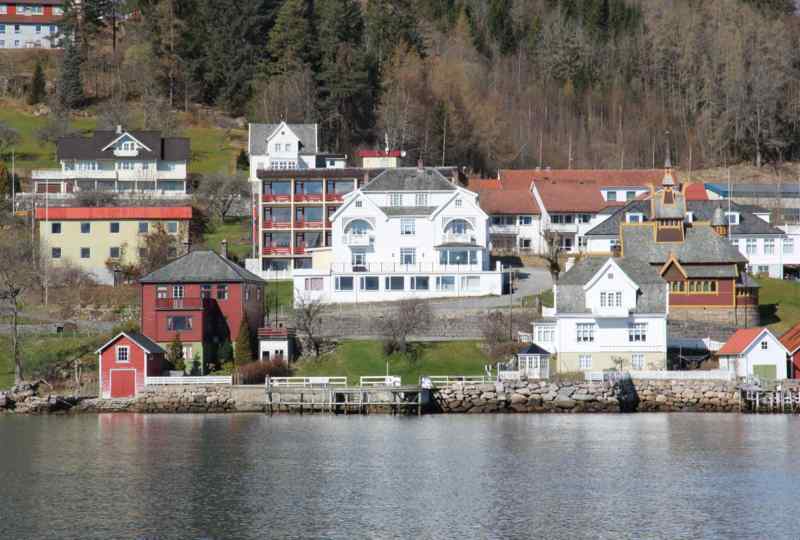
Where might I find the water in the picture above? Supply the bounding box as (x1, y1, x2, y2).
(1, 414, 800, 539)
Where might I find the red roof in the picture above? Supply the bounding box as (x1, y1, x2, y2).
(35, 207, 193, 220)
(683, 182, 708, 201)
(356, 150, 403, 158)
(533, 178, 619, 213)
(519, 168, 675, 187)
(718, 327, 767, 355)
(478, 189, 540, 215)
(780, 323, 800, 354)
(466, 178, 502, 191)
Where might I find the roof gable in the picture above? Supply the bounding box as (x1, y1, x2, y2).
(780, 323, 800, 354)
(718, 327, 772, 355)
(139, 250, 265, 284)
(101, 132, 153, 153)
(249, 123, 318, 155)
(96, 332, 165, 355)
(582, 258, 639, 293)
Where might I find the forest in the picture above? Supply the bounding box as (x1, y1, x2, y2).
(55, 0, 800, 174)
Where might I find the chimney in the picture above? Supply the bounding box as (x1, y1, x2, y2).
(116, 124, 122, 135)
(220, 239, 228, 259)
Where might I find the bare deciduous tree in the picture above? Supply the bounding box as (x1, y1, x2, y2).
(541, 230, 562, 284)
(0, 230, 36, 383)
(379, 299, 434, 355)
(194, 172, 249, 222)
(292, 294, 326, 357)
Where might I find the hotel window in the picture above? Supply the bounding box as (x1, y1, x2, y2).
(632, 353, 645, 370)
(80, 248, 90, 259)
(400, 248, 416, 265)
(360, 276, 379, 291)
(335, 276, 354, 291)
(217, 284, 229, 299)
(110, 222, 120, 233)
(54, 7, 63, 16)
(576, 323, 595, 343)
(139, 222, 149, 234)
(304, 278, 323, 291)
(389, 193, 403, 207)
(410, 276, 429, 290)
(746, 239, 757, 255)
(578, 355, 592, 370)
(436, 276, 456, 291)
(626, 191, 636, 201)
(400, 218, 415, 235)
(415, 193, 428, 206)
(80, 222, 91, 234)
(167, 316, 192, 331)
(385, 276, 404, 291)
(579, 214, 592, 223)
(172, 285, 184, 299)
(14, 25, 20, 34)
(200, 285, 211, 298)
(51, 222, 61, 234)
(784, 238, 794, 254)
(536, 326, 554, 342)
(116, 346, 129, 363)
(51, 247, 61, 259)
(273, 143, 280, 152)
(764, 239, 775, 255)
(109, 247, 120, 259)
(628, 323, 647, 343)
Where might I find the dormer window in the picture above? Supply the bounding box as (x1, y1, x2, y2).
(389, 193, 402, 207)
(607, 191, 617, 202)
(626, 213, 643, 224)
(415, 193, 428, 206)
(285, 143, 292, 152)
(725, 212, 740, 225)
(599, 291, 622, 308)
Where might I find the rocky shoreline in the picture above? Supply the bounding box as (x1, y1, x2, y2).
(1, 378, 745, 415)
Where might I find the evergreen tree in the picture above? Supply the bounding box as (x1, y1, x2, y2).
(236, 149, 249, 171)
(487, 0, 517, 55)
(364, 0, 422, 71)
(265, 0, 316, 76)
(28, 62, 46, 106)
(58, 37, 84, 109)
(218, 340, 234, 364)
(167, 333, 185, 372)
(234, 316, 254, 366)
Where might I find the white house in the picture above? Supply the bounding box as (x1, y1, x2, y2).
(31, 127, 191, 197)
(292, 167, 503, 304)
(531, 256, 669, 373)
(248, 122, 346, 176)
(717, 327, 789, 380)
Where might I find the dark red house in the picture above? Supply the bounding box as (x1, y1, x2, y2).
(780, 323, 800, 379)
(97, 332, 166, 398)
(138, 249, 266, 371)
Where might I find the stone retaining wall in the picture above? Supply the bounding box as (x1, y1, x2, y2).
(433, 378, 741, 413)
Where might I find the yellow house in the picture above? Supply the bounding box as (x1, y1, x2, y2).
(36, 206, 192, 284)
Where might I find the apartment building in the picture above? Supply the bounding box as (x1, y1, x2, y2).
(0, 1, 63, 49)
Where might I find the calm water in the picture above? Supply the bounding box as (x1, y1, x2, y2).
(1, 414, 800, 539)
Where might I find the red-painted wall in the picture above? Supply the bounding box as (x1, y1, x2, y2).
(790, 351, 800, 379)
(669, 279, 735, 307)
(99, 335, 164, 398)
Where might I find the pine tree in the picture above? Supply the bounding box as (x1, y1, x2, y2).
(265, 0, 316, 76)
(236, 149, 249, 171)
(58, 37, 84, 109)
(364, 0, 422, 71)
(234, 316, 254, 366)
(28, 61, 46, 106)
(487, 0, 517, 55)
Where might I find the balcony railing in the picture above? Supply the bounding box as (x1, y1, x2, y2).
(342, 233, 373, 246)
(325, 193, 346, 202)
(262, 246, 292, 255)
(440, 233, 478, 245)
(329, 262, 486, 273)
(155, 297, 205, 310)
(295, 220, 325, 229)
(262, 194, 292, 203)
(490, 225, 519, 235)
(294, 193, 324, 202)
(263, 220, 293, 229)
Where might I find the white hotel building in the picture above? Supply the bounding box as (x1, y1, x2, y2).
(292, 167, 503, 304)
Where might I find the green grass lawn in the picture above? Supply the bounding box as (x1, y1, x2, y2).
(293, 340, 490, 386)
(0, 105, 96, 173)
(758, 277, 800, 335)
(265, 281, 293, 309)
(0, 333, 105, 390)
(198, 217, 251, 260)
(185, 126, 244, 176)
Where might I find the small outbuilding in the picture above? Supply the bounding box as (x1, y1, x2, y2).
(97, 332, 166, 398)
(258, 326, 295, 363)
(515, 343, 552, 379)
(717, 327, 789, 381)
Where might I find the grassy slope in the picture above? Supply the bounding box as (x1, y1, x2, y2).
(198, 218, 251, 260)
(758, 277, 800, 335)
(293, 340, 489, 386)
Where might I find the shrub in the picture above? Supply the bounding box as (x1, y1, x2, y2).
(235, 360, 290, 385)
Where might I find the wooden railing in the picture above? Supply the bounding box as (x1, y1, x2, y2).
(146, 376, 232, 385)
(584, 370, 735, 382)
(359, 376, 402, 387)
(267, 376, 348, 388)
(155, 297, 204, 310)
(421, 375, 489, 387)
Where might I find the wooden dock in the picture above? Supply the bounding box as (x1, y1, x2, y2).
(265, 377, 427, 415)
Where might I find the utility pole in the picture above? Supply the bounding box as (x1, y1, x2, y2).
(10, 149, 15, 213)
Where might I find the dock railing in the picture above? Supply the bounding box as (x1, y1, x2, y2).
(146, 376, 232, 385)
(360, 376, 402, 387)
(584, 370, 735, 383)
(421, 375, 489, 387)
(267, 376, 348, 388)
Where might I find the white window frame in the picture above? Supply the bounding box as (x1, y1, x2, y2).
(631, 353, 645, 370)
(784, 238, 794, 254)
(415, 193, 428, 206)
(400, 248, 416, 265)
(628, 323, 647, 343)
(389, 193, 403, 207)
(725, 212, 740, 225)
(626, 213, 643, 224)
(173, 285, 184, 299)
(410, 276, 429, 290)
(746, 238, 757, 255)
(578, 355, 592, 370)
(400, 218, 415, 236)
(764, 239, 775, 256)
(576, 323, 595, 343)
(455, 199, 462, 208)
(761, 340, 768, 350)
(335, 276, 354, 291)
(116, 346, 130, 363)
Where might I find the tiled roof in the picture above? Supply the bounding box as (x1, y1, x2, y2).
(586, 200, 785, 237)
(249, 123, 317, 155)
(502, 168, 671, 190)
(139, 250, 265, 284)
(379, 206, 438, 217)
(683, 183, 708, 201)
(718, 327, 766, 355)
(362, 168, 456, 192)
(706, 183, 800, 198)
(682, 265, 739, 278)
(533, 179, 613, 213)
(621, 224, 746, 265)
(780, 323, 800, 354)
(557, 256, 667, 315)
(57, 131, 190, 161)
(478, 189, 540, 215)
(466, 178, 502, 191)
(36, 206, 192, 221)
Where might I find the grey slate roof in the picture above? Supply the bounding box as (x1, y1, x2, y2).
(362, 168, 457, 192)
(127, 332, 166, 354)
(585, 200, 784, 237)
(57, 131, 190, 161)
(379, 206, 438, 217)
(249, 123, 318, 155)
(557, 256, 667, 315)
(682, 265, 739, 278)
(518, 343, 550, 356)
(139, 250, 265, 284)
(653, 191, 685, 219)
(621, 225, 746, 265)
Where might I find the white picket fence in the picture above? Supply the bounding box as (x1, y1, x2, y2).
(145, 376, 232, 385)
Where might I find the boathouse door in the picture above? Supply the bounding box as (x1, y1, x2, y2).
(110, 370, 136, 398)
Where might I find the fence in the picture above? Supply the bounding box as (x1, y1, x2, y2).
(145, 376, 232, 385)
(584, 370, 735, 383)
(421, 375, 489, 387)
(359, 376, 402, 387)
(267, 376, 348, 388)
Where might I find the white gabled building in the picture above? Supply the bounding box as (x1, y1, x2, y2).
(531, 257, 668, 373)
(717, 327, 789, 380)
(248, 122, 346, 175)
(292, 167, 503, 304)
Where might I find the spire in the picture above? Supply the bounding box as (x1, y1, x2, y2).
(664, 131, 672, 169)
(662, 130, 675, 187)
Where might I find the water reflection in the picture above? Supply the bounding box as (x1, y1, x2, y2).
(1, 414, 799, 539)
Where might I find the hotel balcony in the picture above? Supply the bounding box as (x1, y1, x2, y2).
(295, 220, 326, 229)
(262, 246, 306, 256)
(155, 297, 205, 310)
(294, 193, 324, 203)
(325, 193, 346, 202)
(490, 225, 520, 235)
(261, 194, 292, 203)
(263, 220, 293, 229)
(342, 233, 373, 247)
